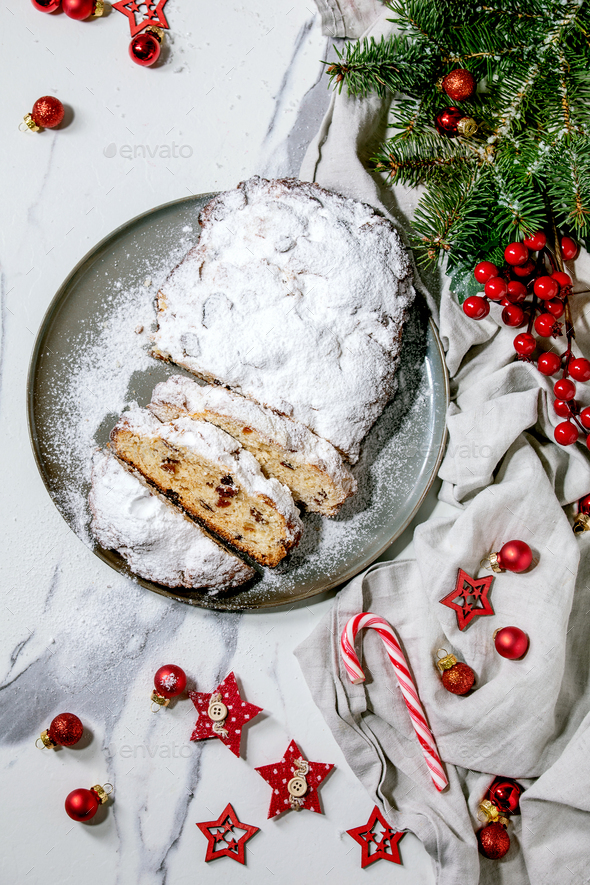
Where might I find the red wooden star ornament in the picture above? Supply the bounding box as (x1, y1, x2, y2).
(346, 805, 405, 868)
(196, 803, 259, 865)
(255, 739, 334, 819)
(189, 671, 262, 758)
(112, 0, 169, 37)
(439, 568, 494, 631)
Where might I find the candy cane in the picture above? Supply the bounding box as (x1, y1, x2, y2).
(341, 613, 448, 792)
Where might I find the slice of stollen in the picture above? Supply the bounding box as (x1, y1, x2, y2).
(89, 449, 256, 590)
(148, 376, 357, 516)
(110, 406, 303, 567)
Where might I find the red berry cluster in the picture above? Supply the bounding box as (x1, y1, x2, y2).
(464, 234, 590, 448)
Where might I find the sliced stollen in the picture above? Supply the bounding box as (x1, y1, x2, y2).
(148, 375, 357, 516)
(109, 406, 303, 567)
(89, 450, 256, 591)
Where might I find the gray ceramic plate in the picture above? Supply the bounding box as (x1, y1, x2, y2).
(27, 193, 448, 611)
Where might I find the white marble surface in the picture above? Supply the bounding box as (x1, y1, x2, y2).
(2, 3, 446, 882)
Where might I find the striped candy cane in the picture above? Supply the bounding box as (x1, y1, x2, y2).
(341, 613, 448, 792)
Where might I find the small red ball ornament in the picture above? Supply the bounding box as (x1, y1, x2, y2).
(501, 304, 524, 327)
(441, 69, 476, 102)
(513, 333, 535, 356)
(62, 0, 104, 18)
(478, 822, 511, 859)
(152, 664, 187, 707)
(554, 378, 576, 401)
(31, 0, 61, 11)
(504, 242, 529, 266)
(37, 712, 84, 749)
(474, 261, 498, 283)
(561, 236, 579, 261)
(485, 277, 507, 301)
(538, 352, 562, 376)
(523, 231, 546, 250)
(506, 281, 527, 303)
(494, 626, 529, 660)
(569, 357, 590, 382)
(534, 276, 559, 301)
(534, 313, 559, 337)
(488, 779, 524, 816)
(487, 539, 533, 573)
(463, 295, 490, 320)
(435, 106, 477, 138)
(23, 96, 65, 132)
(554, 399, 572, 418)
(555, 421, 579, 445)
(436, 651, 475, 695)
(129, 27, 163, 66)
(545, 299, 565, 318)
(65, 783, 112, 821)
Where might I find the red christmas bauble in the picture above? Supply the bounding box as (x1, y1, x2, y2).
(478, 822, 510, 859)
(154, 664, 187, 699)
(554, 378, 576, 401)
(569, 358, 590, 382)
(442, 662, 475, 695)
(506, 281, 527, 303)
(555, 421, 579, 445)
(31, 0, 61, 11)
(578, 492, 590, 513)
(31, 96, 65, 129)
(494, 626, 529, 660)
(485, 277, 507, 301)
(62, 0, 98, 18)
(501, 304, 524, 327)
(538, 352, 561, 376)
(512, 259, 535, 277)
(523, 232, 546, 251)
(534, 276, 559, 301)
(561, 236, 579, 261)
(504, 242, 529, 266)
(554, 399, 572, 418)
(441, 69, 476, 102)
(580, 407, 590, 429)
(545, 299, 565, 318)
(48, 712, 84, 746)
(474, 261, 498, 283)
(463, 295, 490, 320)
(488, 779, 523, 815)
(435, 106, 463, 136)
(130, 32, 162, 66)
(513, 333, 535, 356)
(497, 540, 532, 573)
(65, 788, 99, 821)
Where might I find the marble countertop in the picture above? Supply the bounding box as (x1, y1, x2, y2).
(2, 3, 446, 882)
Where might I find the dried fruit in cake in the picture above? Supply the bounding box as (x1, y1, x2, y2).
(89, 450, 256, 590)
(109, 407, 303, 567)
(148, 375, 357, 516)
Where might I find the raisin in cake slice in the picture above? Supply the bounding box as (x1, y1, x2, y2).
(148, 375, 357, 516)
(89, 450, 256, 590)
(110, 406, 303, 567)
(151, 176, 415, 462)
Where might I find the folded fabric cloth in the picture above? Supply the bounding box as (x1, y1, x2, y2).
(296, 3, 590, 883)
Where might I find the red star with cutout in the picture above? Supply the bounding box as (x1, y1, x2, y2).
(346, 806, 405, 868)
(439, 568, 494, 631)
(112, 0, 169, 37)
(189, 671, 262, 758)
(255, 740, 334, 819)
(196, 803, 259, 865)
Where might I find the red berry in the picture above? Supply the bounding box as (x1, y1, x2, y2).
(561, 236, 579, 261)
(512, 259, 536, 277)
(580, 407, 590, 428)
(513, 333, 536, 356)
(502, 304, 525, 327)
(569, 358, 590, 382)
(534, 313, 556, 337)
(545, 299, 565, 318)
(504, 242, 529, 266)
(538, 352, 562, 376)
(551, 271, 571, 294)
(485, 276, 508, 301)
(554, 378, 576, 400)
(463, 295, 490, 320)
(554, 421, 579, 445)
(534, 276, 559, 300)
(554, 399, 572, 417)
(474, 261, 499, 283)
(523, 232, 547, 250)
(506, 281, 528, 303)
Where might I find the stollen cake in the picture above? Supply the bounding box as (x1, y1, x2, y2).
(151, 176, 415, 462)
(148, 375, 357, 516)
(110, 406, 303, 567)
(89, 450, 256, 590)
